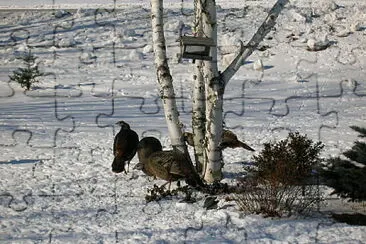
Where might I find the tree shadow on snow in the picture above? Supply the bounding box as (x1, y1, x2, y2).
(223, 161, 254, 180)
(332, 213, 366, 226)
(0, 159, 41, 165)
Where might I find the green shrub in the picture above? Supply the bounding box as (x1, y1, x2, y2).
(253, 132, 324, 185)
(235, 132, 324, 217)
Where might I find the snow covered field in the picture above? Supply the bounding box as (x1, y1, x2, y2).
(0, 0, 366, 242)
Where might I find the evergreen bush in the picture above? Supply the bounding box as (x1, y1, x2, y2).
(235, 132, 324, 217)
(319, 126, 366, 202)
(9, 50, 43, 90)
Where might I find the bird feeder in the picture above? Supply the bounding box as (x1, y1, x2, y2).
(179, 36, 215, 61)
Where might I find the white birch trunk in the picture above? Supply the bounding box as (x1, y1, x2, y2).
(200, 0, 288, 182)
(201, 0, 224, 183)
(191, 1, 206, 174)
(151, 0, 185, 151)
(192, 60, 206, 173)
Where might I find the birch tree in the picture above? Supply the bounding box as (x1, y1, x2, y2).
(151, 0, 187, 153)
(150, 0, 289, 183)
(200, 0, 289, 183)
(191, 1, 206, 173)
(199, 0, 223, 182)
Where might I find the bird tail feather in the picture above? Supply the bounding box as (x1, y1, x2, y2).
(239, 141, 255, 151)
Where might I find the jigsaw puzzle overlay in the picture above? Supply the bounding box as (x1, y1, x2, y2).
(0, 0, 366, 242)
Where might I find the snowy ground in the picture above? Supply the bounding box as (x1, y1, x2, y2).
(0, 0, 366, 243)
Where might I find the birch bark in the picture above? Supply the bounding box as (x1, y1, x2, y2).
(200, 0, 289, 182)
(201, 0, 224, 183)
(191, 0, 206, 174)
(151, 0, 186, 151)
(192, 60, 206, 173)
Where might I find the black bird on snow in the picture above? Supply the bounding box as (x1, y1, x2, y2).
(135, 136, 204, 188)
(112, 121, 139, 174)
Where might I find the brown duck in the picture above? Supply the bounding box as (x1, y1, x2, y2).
(136, 136, 204, 187)
(183, 129, 255, 151)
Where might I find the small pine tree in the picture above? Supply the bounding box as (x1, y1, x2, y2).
(319, 126, 366, 202)
(9, 50, 43, 90)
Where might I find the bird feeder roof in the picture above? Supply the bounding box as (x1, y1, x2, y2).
(180, 36, 216, 46)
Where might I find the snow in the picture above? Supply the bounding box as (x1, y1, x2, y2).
(0, 0, 366, 242)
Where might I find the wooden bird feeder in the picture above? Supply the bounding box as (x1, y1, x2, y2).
(179, 36, 216, 61)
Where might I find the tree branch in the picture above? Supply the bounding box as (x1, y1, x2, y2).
(221, 0, 289, 85)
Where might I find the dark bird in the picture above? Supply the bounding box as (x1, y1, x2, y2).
(112, 121, 139, 174)
(183, 129, 255, 151)
(136, 136, 204, 188)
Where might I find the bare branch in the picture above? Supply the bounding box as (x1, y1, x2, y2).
(221, 0, 289, 85)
